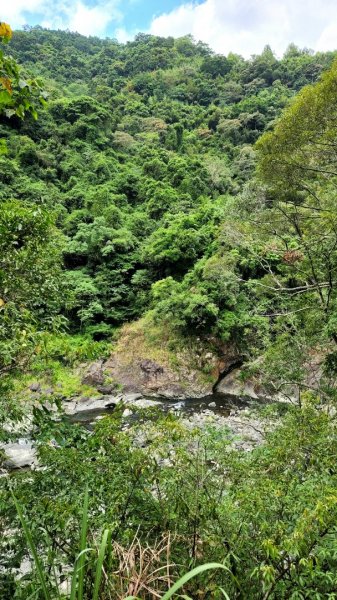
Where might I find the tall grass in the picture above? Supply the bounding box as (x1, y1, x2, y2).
(12, 487, 109, 600)
(70, 484, 89, 600)
(124, 563, 231, 600)
(13, 490, 231, 599)
(12, 491, 52, 600)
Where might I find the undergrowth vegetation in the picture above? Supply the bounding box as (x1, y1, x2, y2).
(2, 402, 337, 598)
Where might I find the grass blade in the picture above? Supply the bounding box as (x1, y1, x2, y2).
(161, 562, 230, 600)
(69, 485, 90, 600)
(70, 549, 93, 600)
(52, 562, 62, 600)
(77, 484, 89, 600)
(92, 529, 109, 600)
(12, 492, 51, 600)
(105, 528, 112, 571)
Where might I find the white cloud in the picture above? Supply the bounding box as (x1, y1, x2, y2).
(0, 0, 45, 27)
(3, 0, 337, 53)
(0, 0, 122, 37)
(67, 2, 121, 37)
(316, 23, 337, 52)
(114, 26, 135, 43)
(149, 0, 337, 57)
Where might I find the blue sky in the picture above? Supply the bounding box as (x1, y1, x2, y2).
(2, 0, 337, 57)
(119, 1, 182, 33)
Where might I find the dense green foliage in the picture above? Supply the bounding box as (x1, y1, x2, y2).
(3, 401, 337, 599)
(2, 28, 336, 347)
(3, 25, 337, 600)
(0, 24, 62, 427)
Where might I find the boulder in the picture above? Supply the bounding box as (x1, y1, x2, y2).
(29, 382, 41, 393)
(122, 408, 133, 418)
(215, 366, 298, 403)
(139, 359, 164, 377)
(104, 320, 241, 399)
(64, 392, 162, 419)
(123, 392, 143, 403)
(81, 361, 105, 387)
(64, 395, 114, 415)
(97, 384, 116, 395)
(215, 368, 260, 399)
(1, 440, 36, 470)
(131, 398, 159, 408)
(105, 354, 208, 399)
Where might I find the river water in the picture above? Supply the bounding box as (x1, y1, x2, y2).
(68, 393, 250, 428)
(2, 393, 261, 470)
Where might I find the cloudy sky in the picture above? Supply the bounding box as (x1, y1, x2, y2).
(2, 0, 337, 57)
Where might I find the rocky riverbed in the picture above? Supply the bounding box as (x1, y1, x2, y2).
(1, 352, 284, 472)
(1, 389, 274, 471)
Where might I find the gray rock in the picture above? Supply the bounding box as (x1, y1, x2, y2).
(64, 393, 129, 415)
(64, 396, 108, 414)
(97, 384, 115, 395)
(105, 353, 213, 399)
(19, 557, 32, 577)
(1, 439, 36, 469)
(123, 392, 143, 403)
(29, 382, 41, 393)
(114, 393, 159, 408)
(215, 368, 259, 399)
(81, 361, 105, 387)
(76, 396, 92, 404)
(133, 398, 159, 408)
(139, 359, 164, 376)
(64, 392, 161, 419)
(122, 408, 133, 418)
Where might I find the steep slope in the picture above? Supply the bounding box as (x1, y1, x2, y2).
(1, 28, 336, 392)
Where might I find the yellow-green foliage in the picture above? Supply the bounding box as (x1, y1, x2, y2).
(112, 315, 189, 369)
(257, 57, 337, 194)
(112, 314, 216, 385)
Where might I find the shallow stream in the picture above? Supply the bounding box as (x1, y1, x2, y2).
(2, 393, 263, 470)
(68, 392, 249, 428)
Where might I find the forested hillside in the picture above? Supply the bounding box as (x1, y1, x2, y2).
(3, 25, 337, 599)
(2, 29, 336, 345)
